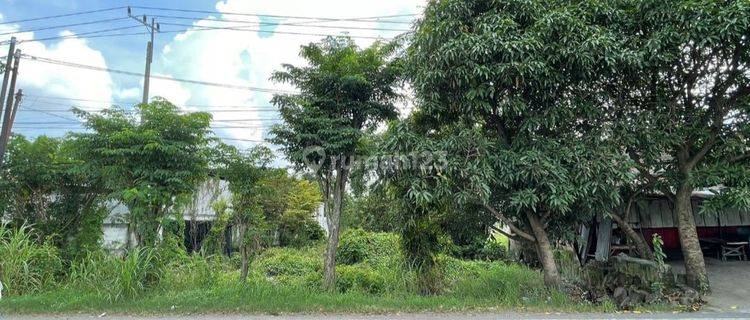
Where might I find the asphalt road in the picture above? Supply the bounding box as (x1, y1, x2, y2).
(4, 312, 750, 320)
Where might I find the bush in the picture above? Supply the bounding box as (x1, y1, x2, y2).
(0, 224, 62, 295)
(477, 238, 508, 262)
(278, 209, 324, 248)
(337, 229, 400, 265)
(255, 247, 322, 277)
(336, 264, 386, 294)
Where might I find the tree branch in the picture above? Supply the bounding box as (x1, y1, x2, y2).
(482, 203, 535, 242)
(489, 224, 521, 243)
(729, 152, 750, 164)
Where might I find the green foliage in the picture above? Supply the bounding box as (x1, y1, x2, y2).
(651, 234, 666, 267)
(162, 255, 229, 291)
(278, 179, 325, 248)
(336, 264, 386, 294)
(0, 229, 605, 313)
(278, 209, 325, 248)
(442, 256, 551, 303)
(201, 199, 231, 255)
(0, 224, 62, 296)
(336, 228, 400, 265)
(217, 144, 279, 267)
(71, 98, 212, 246)
(342, 187, 401, 232)
(269, 36, 402, 174)
(255, 247, 323, 278)
(476, 238, 508, 262)
(0, 135, 107, 261)
(68, 247, 163, 302)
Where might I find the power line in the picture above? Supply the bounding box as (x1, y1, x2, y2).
(154, 16, 412, 32)
(130, 6, 417, 23)
(157, 23, 394, 40)
(8, 25, 144, 44)
(0, 6, 126, 25)
(7, 22, 397, 45)
(19, 94, 283, 111)
(19, 53, 295, 94)
(0, 17, 130, 36)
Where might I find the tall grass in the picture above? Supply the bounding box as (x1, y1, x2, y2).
(0, 223, 62, 296)
(0, 228, 606, 314)
(68, 247, 162, 301)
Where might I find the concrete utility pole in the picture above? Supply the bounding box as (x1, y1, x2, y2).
(0, 47, 21, 168)
(128, 7, 160, 105)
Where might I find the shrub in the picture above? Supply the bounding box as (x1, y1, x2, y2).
(337, 229, 400, 265)
(255, 247, 322, 277)
(477, 238, 508, 261)
(0, 224, 62, 295)
(278, 209, 324, 248)
(336, 264, 386, 294)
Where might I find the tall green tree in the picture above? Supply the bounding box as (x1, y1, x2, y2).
(604, 0, 750, 290)
(72, 98, 212, 246)
(270, 36, 402, 290)
(400, 0, 632, 286)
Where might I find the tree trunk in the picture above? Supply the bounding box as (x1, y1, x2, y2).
(323, 164, 348, 291)
(239, 224, 249, 282)
(675, 181, 709, 291)
(610, 213, 654, 260)
(526, 211, 561, 287)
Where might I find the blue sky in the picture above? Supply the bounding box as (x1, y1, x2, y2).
(0, 0, 422, 148)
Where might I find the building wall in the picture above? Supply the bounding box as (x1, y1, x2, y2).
(626, 197, 750, 228)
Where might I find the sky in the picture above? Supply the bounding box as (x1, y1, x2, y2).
(0, 0, 424, 151)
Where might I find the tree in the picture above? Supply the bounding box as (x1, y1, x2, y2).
(0, 135, 107, 261)
(72, 98, 212, 246)
(270, 36, 402, 290)
(218, 145, 277, 282)
(401, 0, 632, 286)
(604, 0, 750, 290)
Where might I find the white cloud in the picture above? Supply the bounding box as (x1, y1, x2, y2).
(115, 87, 141, 101)
(2, 30, 115, 107)
(156, 0, 425, 144)
(149, 74, 191, 107)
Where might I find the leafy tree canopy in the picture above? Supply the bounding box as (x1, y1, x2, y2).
(71, 98, 213, 246)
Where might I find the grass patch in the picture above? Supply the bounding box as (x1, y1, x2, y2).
(0, 282, 609, 315)
(0, 229, 617, 315)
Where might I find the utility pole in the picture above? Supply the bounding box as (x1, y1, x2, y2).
(0, 46, 21, 168)
(0, 90, 22, 167)
(128, 7, 160, 105)
(0, 37, 16, 125)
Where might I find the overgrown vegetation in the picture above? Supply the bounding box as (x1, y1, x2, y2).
(0, 228, 606, 314)
(1, 0, 747, 315)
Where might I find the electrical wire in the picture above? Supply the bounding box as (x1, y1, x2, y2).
(153, 15, 412, 32)
(6, 25, 145, 44)
(19, 53, 295, 94)
(129, 6, 417, 23)
(0, 6, 127, 25)
(157, 23, 394, 40)
(0, 17, 131, 36)
(7, 21, 399, 45)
